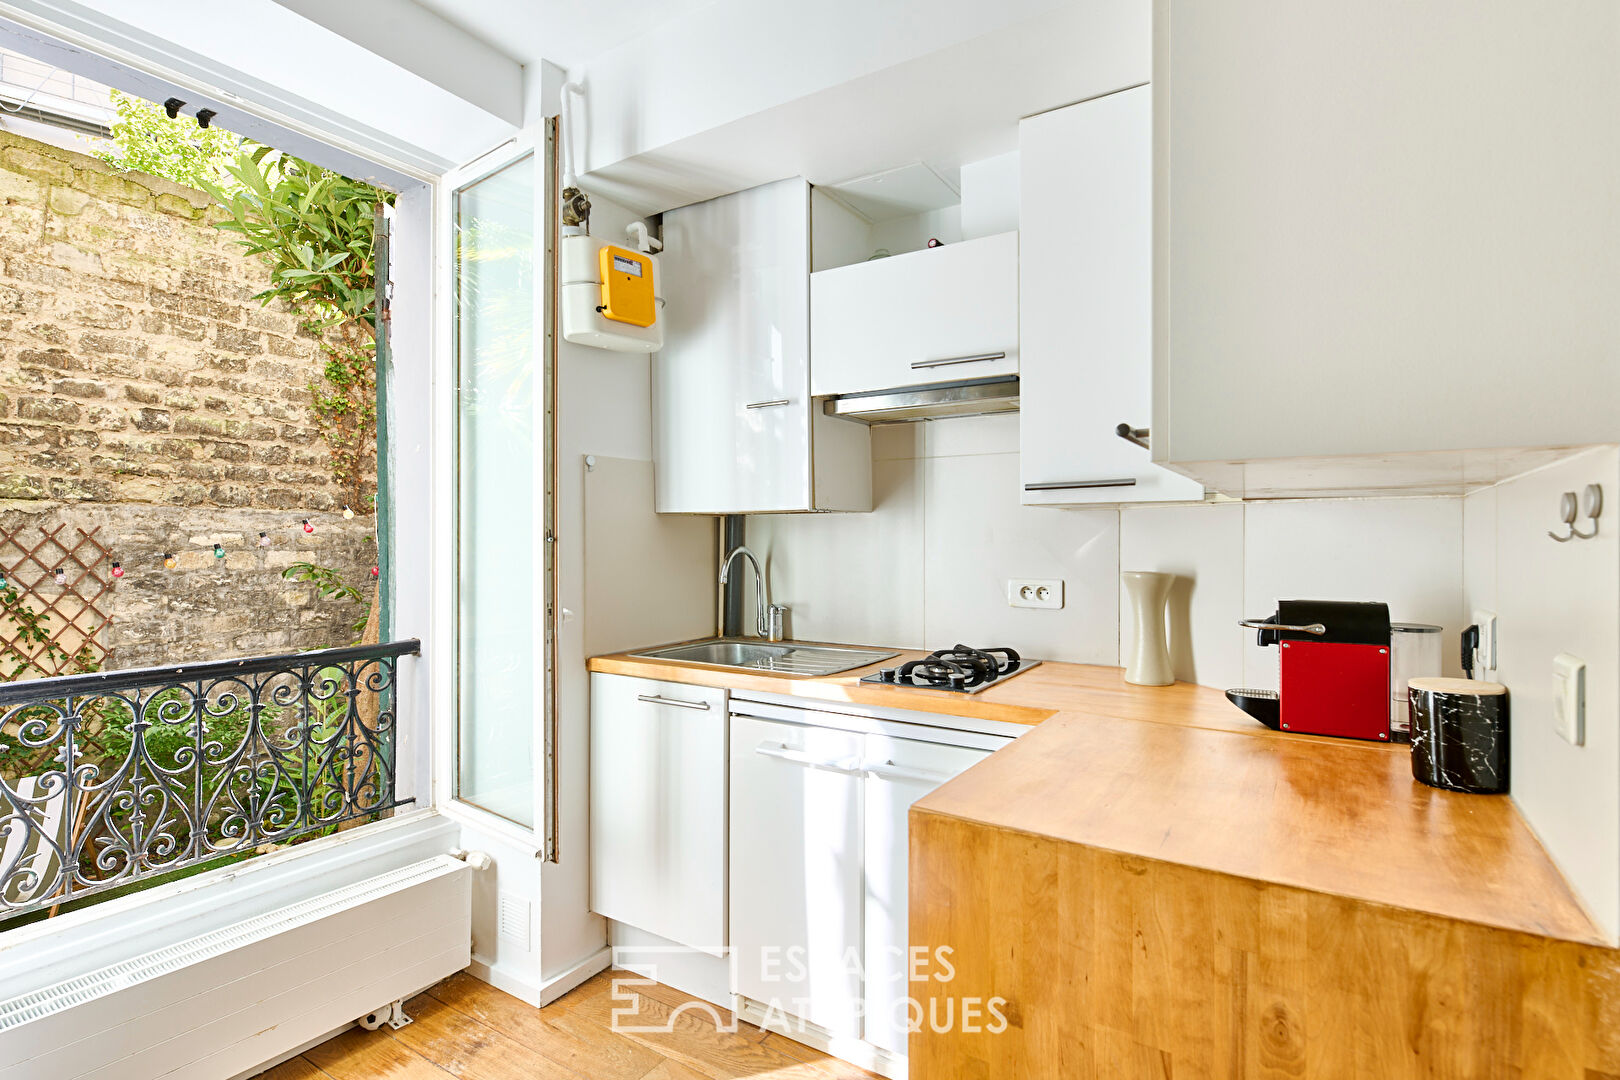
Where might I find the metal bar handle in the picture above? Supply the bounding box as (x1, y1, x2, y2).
(1238, 619, 1328, 635)
(1115, 423, 1150, 450)
(745, 398, 791, 410)
(910, 351, 1007, 370)
(863, 761, 954, 785)
(1024, 478, 1138, 491)
(754, 743, 863, 774)
(637, 693, 712, 711)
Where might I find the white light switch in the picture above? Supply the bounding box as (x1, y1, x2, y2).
(1552, 652, 1585, 746)
(1471, 610, 1497, 672)
(1006, 578, 1063, 609)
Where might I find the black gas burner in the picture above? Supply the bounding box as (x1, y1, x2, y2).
(861, 644, 1042, 695)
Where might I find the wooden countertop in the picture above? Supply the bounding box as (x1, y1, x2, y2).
(588, 647, 1606, 947)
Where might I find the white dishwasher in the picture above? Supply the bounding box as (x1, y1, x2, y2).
(727, 692, 1020, 1062)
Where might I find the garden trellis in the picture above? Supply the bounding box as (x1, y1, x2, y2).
(0, 524, 113, 680)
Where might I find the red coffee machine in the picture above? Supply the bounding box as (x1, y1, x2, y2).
(1226, 600, 1392, 742)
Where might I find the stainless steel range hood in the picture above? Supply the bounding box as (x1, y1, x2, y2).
(821, 375, 1019, 423)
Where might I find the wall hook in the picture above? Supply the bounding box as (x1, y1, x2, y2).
(1548, 484, 1602, 542)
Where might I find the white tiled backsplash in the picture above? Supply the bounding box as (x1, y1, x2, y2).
(747, 414, 1469, 687)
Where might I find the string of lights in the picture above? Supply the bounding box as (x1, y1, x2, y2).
(0, 517, 380, 585)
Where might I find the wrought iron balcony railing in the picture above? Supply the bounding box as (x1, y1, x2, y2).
(0, 639, 420, 921)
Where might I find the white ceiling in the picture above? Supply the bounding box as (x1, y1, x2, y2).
(408, 0, 719, 68)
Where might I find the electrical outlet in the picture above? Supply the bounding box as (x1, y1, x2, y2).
(1472, 610, 1497, 671)
(1007, 578, 1063, 609)
(1553, 653, 1585, 746)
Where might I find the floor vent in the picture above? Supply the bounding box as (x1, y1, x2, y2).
(498, 891, 532, 949)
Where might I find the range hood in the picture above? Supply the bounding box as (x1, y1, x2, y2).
(821, 375, 1019, 423)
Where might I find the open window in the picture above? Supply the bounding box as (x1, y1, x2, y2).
(442, 124, 557, 853)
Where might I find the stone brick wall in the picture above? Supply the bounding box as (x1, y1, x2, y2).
(0, 128, 360, 511)
(0, 130, 382, 667)
(0, 502, 376, 669)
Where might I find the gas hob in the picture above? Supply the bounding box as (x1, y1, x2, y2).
(860, 645, 1042, 695)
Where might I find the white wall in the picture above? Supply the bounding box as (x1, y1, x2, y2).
(540, 194, 720, 992)
(574, 0, 1073, 176)
(1463, 446, 1620, 941)
(748, 414, 1468, 689)
(574, 0, 1149, 214)
(0, 0, 520, 173)
(270, 0, 523, 124)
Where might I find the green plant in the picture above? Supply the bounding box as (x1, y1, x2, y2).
(204, 150, 389, 334)
(203, 150, 390, 510)
(280, 561, 369, 637)
(95, 90, 249, 192)
(0, 583, 61, 681)
(307, 322, 377, 511)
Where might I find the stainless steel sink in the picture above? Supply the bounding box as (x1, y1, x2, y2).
(630, 639, 898, 677)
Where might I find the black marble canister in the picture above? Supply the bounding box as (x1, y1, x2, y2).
(1409, 677, 1509, 794)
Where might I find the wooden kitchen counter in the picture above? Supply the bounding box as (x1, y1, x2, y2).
(595, 648, 1620, 1075)
(590, 648, 1600, 946)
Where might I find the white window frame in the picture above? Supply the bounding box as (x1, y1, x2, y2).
(431, 127, 556, 854)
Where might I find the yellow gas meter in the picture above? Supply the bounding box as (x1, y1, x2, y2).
(561, 234, 664, 352)
(597, 245, 656, 327)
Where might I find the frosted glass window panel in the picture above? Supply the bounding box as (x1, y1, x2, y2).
(454, 154, 537, 827)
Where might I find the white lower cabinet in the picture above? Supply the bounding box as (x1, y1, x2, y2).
(860, 734, 992, 1057)
(728, 701, 1000, 1062)
(729, 715, 866, 1037)
(589, 673, 728, 955)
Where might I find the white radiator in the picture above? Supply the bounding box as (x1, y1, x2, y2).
(0, 854, 473, 1080)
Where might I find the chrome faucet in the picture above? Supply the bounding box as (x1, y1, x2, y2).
(719, 545, 786, 642)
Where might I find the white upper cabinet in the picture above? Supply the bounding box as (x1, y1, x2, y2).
(655, 178, 871, 514)
(1018, 86, 1203, 505)
(810, 232, 1019, 397)
(1153, 0, 1620, 493)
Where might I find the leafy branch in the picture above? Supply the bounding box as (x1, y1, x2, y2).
(203, 150, 393, 509)
(280, 561, 369, 637)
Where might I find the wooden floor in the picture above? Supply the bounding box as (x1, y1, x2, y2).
(258, 970, 882, 1079)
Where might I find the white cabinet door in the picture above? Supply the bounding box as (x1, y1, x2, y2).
(810, 232, 1019, 397)
(861, 734, 991, 1057)
(655, 178, 813, 514)
(1018, 86, 1203, 505)
(729, 715, 864, 1037)
(589, 674, 728, 955)
(1155, 0, 1620, 473)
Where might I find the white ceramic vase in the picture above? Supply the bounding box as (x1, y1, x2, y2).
(1122, 571, 1174, 686)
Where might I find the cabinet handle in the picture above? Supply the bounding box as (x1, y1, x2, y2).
(637, 693, 711, 711)
(1115, 424, 1150, 451)
(863, 761, 955, 785)
(910, 352, 1006, 370)
(745, 398, 791, 410)
(1024, 478, 1138, 491)
(754, 743, 863, 774)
